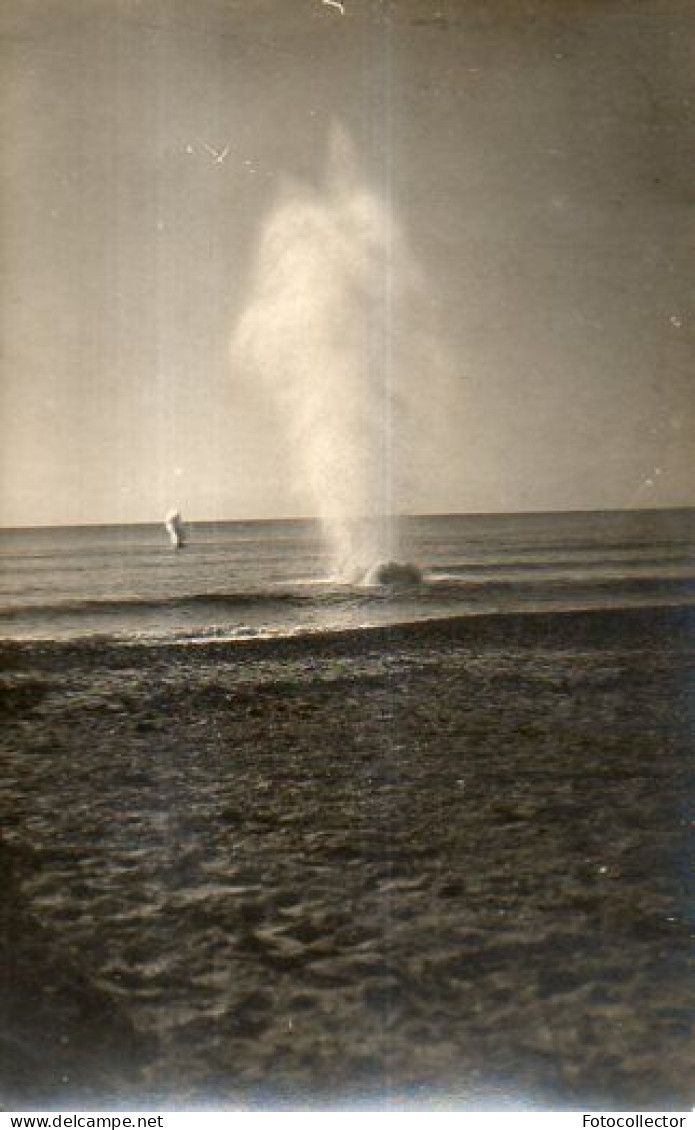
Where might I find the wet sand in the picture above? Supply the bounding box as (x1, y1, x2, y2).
(1, 606, 694, 1110)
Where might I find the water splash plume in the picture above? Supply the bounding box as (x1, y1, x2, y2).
(165, 509, 185, 549)
(232, 126, 424, 582)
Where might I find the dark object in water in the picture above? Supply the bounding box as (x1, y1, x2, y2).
(365, 560, 423, 586)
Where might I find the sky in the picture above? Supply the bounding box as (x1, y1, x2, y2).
(1, 0, 694, 526)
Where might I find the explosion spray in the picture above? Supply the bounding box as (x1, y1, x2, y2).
(233, 125, 425, 582)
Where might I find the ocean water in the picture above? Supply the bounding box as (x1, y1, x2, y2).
(1, 508, 694, 643)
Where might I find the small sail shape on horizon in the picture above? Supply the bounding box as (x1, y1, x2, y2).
(165, 509, 185, 549)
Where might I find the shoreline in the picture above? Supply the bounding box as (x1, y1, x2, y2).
(2, 599, 695, 664)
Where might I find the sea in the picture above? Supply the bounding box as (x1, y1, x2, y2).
(1, 507, 694, 643)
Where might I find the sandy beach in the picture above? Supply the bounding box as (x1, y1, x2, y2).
(1, 606, 694, 1110)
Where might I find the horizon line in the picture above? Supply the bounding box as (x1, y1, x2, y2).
(1, 502, 694, 534)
